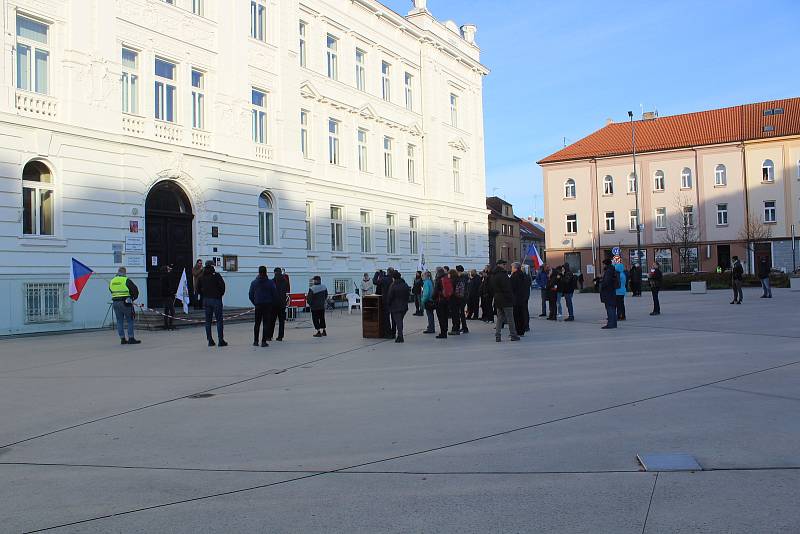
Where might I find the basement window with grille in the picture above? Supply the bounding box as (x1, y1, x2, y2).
(24, 282, 71, 323)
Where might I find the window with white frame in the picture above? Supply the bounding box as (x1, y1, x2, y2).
(258, 191, 275, 246)
(24, 282, 70, 323)
(715, 164, 727, 186)
(409, 216, 419, 255)
(683, 205, 695, 227)
(627, 172, 637, 193)
(386, 213, 397, 254)
(604, 211, 615, 232)
(192, 0, 204, 16)
(764, 200, 776, 223)
(655, 207, 666, 230)
(357, 128, 368, 172)
(191, 69, 204, 130)
(360, 210, 372, 253)
(716, 203, 728, 225)
(300, 109, 310, 158)
(305, 201, 313, 250)
(653, 170, 665, 191)
(564, 178, 576, 198)
(252, 89, 267, 143)
(355, 49, 366, 91)
(334, 279, 349, 295)
(121, 48, 139, 114)
(330, 205, 344, 251)
(453, 220, 461, 256)
(22, 161, 54, 236)
(462, 222, 468, 256)
(404, 72, 413, 110)
(565, 214, 577, 234)
(16, 15, 49, 95)
(603, 175, 614, 195)
(681, 167, 693, 189)
(250, 0, 266, 41)
(407, 144, 416, 183)
(655, 248, 673, 274)
(298, 21, 307, 68)
(383, 137, 393, 178)
(762, 159, 775, 182)
(381, 61, 391, 101)
(629, 209, 638, 231)
(326, 34, 338, 80)
(450, 93, 459, 127)
(328, 119, 340, 165)
(154, 58, 177, 122)
(452, 157, 462, 192)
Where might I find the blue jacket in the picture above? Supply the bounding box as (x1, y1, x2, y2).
(249, 275, 278, 306)
(535, 268, 548, 288)
(421, 278, 434, 304)
(615, 264, 627, 296)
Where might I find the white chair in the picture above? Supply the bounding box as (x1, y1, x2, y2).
(346, 292, 361, 314)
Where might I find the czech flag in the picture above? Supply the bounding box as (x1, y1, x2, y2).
(69, 258, 93, 301)
(526, 243, 544, 270)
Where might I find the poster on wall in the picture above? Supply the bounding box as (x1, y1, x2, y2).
(125, 235, 144, 253)
(126, 255, 145, 267)
(112, 243, 123, 264)
(129, 220, 139, 233)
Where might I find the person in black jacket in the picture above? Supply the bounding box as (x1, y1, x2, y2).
(386, 270, 411, 343)
(490, 260, 519, 342)
(731, 256, 744, 304)
(432, 267, 452, 339)
(249, 266, 278, 347)
(757, 257, 772, 298)
(510, 262, 529, 336)
(599, 259, 618, 329)
(375, 268, 395, 338)
(411, 271, 424, 316)
(267, 267, 290, 341)
(648, 262, 663, 315)
(466, 269, 481, 320)
(196, 261, 227, 347)
(307, 276, 328, 337)
(161, 264, 180, 330)
(629, 264, 642, 297)
(479, 269, 494, 322)
(546, 266, 561, 321)
(561, 263, 576, 321)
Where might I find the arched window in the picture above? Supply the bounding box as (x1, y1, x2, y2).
(564, 178, 576, 198)
(627, 172, 637, 193)
(715, 164, 727, 186)
(762, 159, 774, 182)
(603, 175, 614, 195)
(681, 167, 693, 189)
(258, 191, 275, 246)
(22, 160, 54, 236)
(653, 170, 665, 191)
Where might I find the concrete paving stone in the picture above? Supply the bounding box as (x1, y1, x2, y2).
(55, 472, 656, 534)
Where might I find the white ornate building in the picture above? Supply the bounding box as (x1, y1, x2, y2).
(0, 0, 489, 334)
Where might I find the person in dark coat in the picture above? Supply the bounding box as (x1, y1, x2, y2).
(599, 258, 618, 329)
(307, 276, 328, 337)
(648, 262, 663, 315)
(731, 256, 744, 304)
(629, 264, 642, 296)
(196, 261, 227, 347)
(411, 271, 424, 316)
(433, 267, 452, 339)
(546, 266, 561, 321)
(249, 265, 278, 347)
(386, 270, 411, 343)
(561, 263, 576, 321)
(161, 264, 180, 330)
(375, 268, 395, 338)
(757, 257, 772, 298)
(454, 265, 469, 333)
(267, 267, 289, 341)
(490, 260, 520, 342)
(510, 262, 529, 336)
(535, 265, 549, 317)
(479, 269, 494, 322)
(466, 269, 481, 320)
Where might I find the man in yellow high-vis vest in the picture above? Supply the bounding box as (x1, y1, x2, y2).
(109, 267, 141, 345)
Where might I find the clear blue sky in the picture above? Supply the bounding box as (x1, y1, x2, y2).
(382, 0, 800, 220)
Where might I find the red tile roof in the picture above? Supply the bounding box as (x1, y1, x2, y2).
(518, 218, 545, 240)
(538, 97, 800, 164)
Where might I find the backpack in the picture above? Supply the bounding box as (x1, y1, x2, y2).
(454, 276, 466, 299)
(441, 276, 454, 299)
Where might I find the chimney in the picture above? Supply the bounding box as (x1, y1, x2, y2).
(642, 111, 658, 120)
(461, 24, 477, 44)
(606, 118, 614, 126)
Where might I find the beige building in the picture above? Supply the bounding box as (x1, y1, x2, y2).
(538, 97, 800, 276)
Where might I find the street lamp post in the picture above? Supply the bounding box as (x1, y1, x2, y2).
(628, 111, 643, 268)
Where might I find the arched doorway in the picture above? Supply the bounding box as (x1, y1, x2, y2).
(145, 180, 194, 308)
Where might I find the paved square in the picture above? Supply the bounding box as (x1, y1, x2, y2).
(1, 287, 799, 533)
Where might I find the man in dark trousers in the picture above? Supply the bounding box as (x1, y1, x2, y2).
(561, 263, 576, 321)
(386, 270, 411, 343)
(648, 261, 663, 315)
(197, 261, 227, 347)
(249, 265, 277, 347)
(757, 257, 772, 298)
(731, 256, 744, 304)
(629, 264, 642, 296)
(490, 260, 520, 342)
(161, 264, 179, 330)
(510, 262, 529, 336)
(599, 258, 618, 329)
(454, 265, 469, 334)
(375, 268, 395, 338)
(267, 267, 290, 341)
(546, 266, 561, 321)
(307, 276, 328, 337)
(535, 264, 549, 317)
(411, 271, 424, 316)
(433, 267, 452, 339)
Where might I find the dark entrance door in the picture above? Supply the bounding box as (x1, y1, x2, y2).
(717, 244, 731, 270)
(754, 242, 772, 271)
(145, 181, 194, 309)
